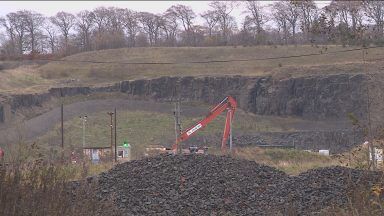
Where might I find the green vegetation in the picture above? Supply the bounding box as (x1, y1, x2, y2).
(35, 110, 285, 158)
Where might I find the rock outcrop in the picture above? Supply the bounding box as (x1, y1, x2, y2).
(3, 74, 371, 121)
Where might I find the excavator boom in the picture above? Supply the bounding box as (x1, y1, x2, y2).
(172, 96, 237, 153)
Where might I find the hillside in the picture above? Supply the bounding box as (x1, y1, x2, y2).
(39, 45, 384, 83)
(1, 45, 383, 94)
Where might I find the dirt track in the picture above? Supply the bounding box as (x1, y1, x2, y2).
(0, 99, 208, 145)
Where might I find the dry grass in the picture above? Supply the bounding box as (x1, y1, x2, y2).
(0, 161, 120, 216)
(230, 147, 339, 175)
(39, 45, 384, 83)
(3, 45, 384, 94)
(0, 64, 54, 94)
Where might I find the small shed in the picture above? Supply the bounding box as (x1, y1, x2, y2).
(117, 142, 132, 162)
(83, 147, 112, 163)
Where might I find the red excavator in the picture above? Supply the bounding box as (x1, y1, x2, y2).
(171, 96, 237, 154)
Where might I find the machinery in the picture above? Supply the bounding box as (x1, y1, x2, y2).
(172, 96, 237, 154)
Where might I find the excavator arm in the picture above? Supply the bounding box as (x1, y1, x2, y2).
(172, 96, 237, 153)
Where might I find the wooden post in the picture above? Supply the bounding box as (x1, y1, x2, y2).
(114, 108, 117, 162)
(107, 112, 114, 161)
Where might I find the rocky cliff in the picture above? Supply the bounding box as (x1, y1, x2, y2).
(1, 73, 371, 122)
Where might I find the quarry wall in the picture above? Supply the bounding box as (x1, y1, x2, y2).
(1, 73, 369, 122)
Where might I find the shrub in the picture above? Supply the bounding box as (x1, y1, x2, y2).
(0, 162, 120, 216)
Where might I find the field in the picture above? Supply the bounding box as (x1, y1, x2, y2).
(34, 109, 312, 159)
(1, 45, 384, 94)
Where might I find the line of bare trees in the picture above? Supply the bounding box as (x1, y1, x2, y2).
(0, 1, 383, 58)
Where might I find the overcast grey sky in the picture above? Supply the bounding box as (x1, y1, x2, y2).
(1, 1, 331, 20)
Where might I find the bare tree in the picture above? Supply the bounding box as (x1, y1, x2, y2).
(239, 15, 256, 45)
(0, 15, 17, 55)
(161, 11, 178, 46)
(123, 9, 140, 47)
(76, 10, 94, 51)
(138, 12, 162, 46)
(23, 11, 45, 53)
(271, 2, 290, 45)
(326, 1, 364, 44)
(50, 11, 75, 53)
(107, 7, 125, 34)
(43, 22, 58, 54)
(93, 7, 110, 33)
(296, 0, 318, 42)
(286, 1, 301, 44)
(363, 1, 384, 39)
(166, 4, 196, 46)
(8, 11, 29, 55)
(209, 1, 238, 45)
(201, 10, 218, 38)
(271, 1, 300, 44)
(244, 0, 266, 34)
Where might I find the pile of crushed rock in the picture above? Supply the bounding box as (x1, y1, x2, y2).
(94, 155, 383, 215)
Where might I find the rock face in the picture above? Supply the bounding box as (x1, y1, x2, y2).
(119, 74, 368, 121)
(96, 155, 383, 215)
(0, 96, 11, 124)
(2, 74, 371, 121)
(247, 74, 367, 120)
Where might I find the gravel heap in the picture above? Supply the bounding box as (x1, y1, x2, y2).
(97, 155, 383, 215)
(98, 155, 286, 215)
(261, 166, 383, 215)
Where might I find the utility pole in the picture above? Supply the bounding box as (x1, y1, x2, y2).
(363, 47, 375, 170)
(173, 98, 182, 154)
(60, 89, 64, 162)
(80, 115, 87, 149)
(107, 112, 114, 161)
(80, 115, 87, 159)
(114, 107, 117, 163)
(61, 103, 64, 149)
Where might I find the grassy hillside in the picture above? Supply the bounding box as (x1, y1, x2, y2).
(39, 45, 384, 83)
(2, 45, 383, 94)
(0, 64, 54, 94)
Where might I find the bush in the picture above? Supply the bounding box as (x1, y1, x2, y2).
(0, 162, 120, 216)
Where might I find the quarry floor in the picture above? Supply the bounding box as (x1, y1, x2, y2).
(0, 98, 350, 146)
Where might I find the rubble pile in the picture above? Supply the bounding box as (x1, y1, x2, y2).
(261, 166, 383, 215)
(96, 155, 383, 215)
